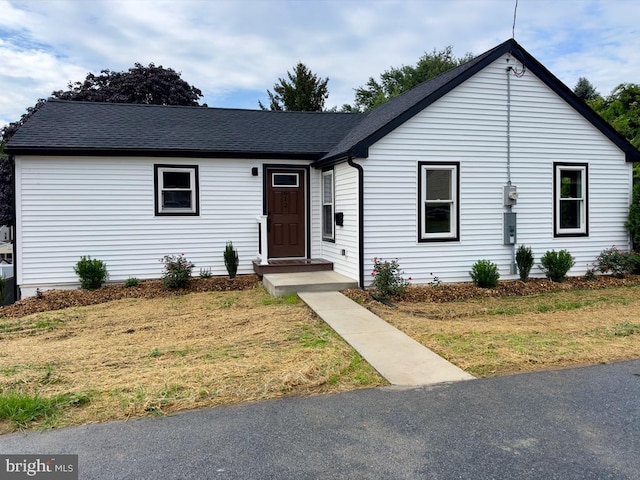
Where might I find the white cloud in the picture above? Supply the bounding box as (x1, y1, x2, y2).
(2, 0, 640, 127)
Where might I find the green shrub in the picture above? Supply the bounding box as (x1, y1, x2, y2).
(74, 256, 108, 290)
(628, 251, 640, 274)
(515, 245, 534, 282)
(594, 246, 632, 277)
(124, 277, 140, 288)
(161, 254, 194, 289)
(625, 182, 640, 248)
(469, 260, 500, 288)
(223, 242, 239, 279)
(199, 268, 213, 279)
(370, 257, 410, 299)
(540, 249, 575, 282)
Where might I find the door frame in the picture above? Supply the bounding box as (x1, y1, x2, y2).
(263, 164, 311, 259)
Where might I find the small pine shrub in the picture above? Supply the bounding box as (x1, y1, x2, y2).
(74, 256, 108, 290)
(223, 242, 239, 279)
(594, 246, 632, 277)
(540, 249, 575, 282)
(370, 258, 410, 299)
(124, 277, 140, 288)
(515, 245, 534, 282)
(161, 254, 194, 289)
(469, 260, 500, 288)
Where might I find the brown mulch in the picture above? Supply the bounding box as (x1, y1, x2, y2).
(3, 273, 639, 320)
(0, 275, 260, 319)
(344, 275, 640, 305)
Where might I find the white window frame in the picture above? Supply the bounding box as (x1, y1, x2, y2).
(419, 162, 459, 241)
(272, 173, 300, 187)
(322, 169, 334, 241)
(155, 165, 199, 216)
(555, 163, 588, 236)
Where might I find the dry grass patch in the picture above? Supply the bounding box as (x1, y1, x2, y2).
(0, 286, 384, 433)
(362, 285, 640, 377)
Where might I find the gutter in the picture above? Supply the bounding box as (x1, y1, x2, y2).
(347, 155, 365, 289)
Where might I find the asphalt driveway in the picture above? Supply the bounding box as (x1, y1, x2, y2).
(2, 360, 639, 479)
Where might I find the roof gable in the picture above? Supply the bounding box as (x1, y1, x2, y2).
(316, 39, 640, 164)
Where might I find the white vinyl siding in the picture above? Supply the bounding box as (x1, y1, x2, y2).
(319, 162, 360, 281)
(15, 156, 311, 294)
(361, 53, 632, 286)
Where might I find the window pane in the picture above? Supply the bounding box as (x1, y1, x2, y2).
(323, 174, 333, 203)
(560, 171, 581, 198)
(560, 200, 581, 229)
(323, 205, 333, 236)
(425, 202, 451, 233)
(162, 191, 192, 209)
(163, 171, 190, 189)
(273, 174, 299, 187)
(426, 170, 452, 201)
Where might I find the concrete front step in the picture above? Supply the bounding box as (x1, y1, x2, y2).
(262, 271, 358, 296)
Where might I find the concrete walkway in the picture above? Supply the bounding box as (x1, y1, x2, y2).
(298, 291, 474, 386)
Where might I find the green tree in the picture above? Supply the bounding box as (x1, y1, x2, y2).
(0, 143, 11, 226)
(589, 83, 640, 149)
(573, 77, 599, 102)
(353, 46, 474, 111)
(259, 62, 329, 111)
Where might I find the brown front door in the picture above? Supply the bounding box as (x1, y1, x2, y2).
(266, 168, 306, 258)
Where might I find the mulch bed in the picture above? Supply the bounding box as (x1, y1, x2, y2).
(344, 274, 640, 305)
(2, 274, 639, 319)
(0, 275, 260, 319)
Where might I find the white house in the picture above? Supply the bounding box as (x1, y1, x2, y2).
(6, 39, 640, 298)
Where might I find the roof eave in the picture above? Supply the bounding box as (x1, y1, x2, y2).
(6, 146, 326, 161)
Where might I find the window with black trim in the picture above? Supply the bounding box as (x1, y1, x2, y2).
(418, 162, 459, 241)
(322, 169, 334, 241)
(555, 163, 588, 236)
(155, 165, 199, 216)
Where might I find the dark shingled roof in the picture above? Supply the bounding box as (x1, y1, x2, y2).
(7, 39, 640, 163)
(6, 101, 366, 159)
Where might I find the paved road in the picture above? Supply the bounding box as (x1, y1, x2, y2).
(2, 360, 639, 479)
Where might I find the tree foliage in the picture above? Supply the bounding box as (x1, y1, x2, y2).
(353, 46, 474, 111)
(0, 144, 13, 227)
(588, 83, 640, 149)
(52, 62, 202, 106)
(259, 62, 329, 111)
(573, 77, 599, 102)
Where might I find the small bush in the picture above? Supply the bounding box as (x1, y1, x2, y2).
(161, 254, 194, 289)
(124, 277, 140, 288)
(199, 268, 213, 279)
(223, 242, 239, 279)
(469, 260, 500, 288)
(515, 245, 534, 282)
(74, 256, 108, 290)
(628, 251, 640, 274)
(540, 249, 575, 282)
(0, 275, 5, 306)
(370, 257, 410, 299)
(594, 246, 632, 277)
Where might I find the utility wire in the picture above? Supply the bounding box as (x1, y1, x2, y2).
(512, 0, 519, 39)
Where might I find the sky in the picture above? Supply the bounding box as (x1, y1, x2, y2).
(1, 0, 639, 129)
